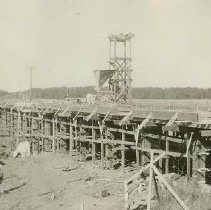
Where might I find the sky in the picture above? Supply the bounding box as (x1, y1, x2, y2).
(0, 0, 211, 92)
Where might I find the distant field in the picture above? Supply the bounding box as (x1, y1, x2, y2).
(133, 99, 211, 112)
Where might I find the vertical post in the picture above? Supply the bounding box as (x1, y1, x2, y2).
(41, 117, 44, 152)
(17, 109, 20, 147)
(8, 110, 11, 135)
(136, 148, 139, 168)
(186, 139, 191, 180)
(10, 109, 14, 150)
(79, 123, 81, 160)
(52, 119, 55, 153)
(69, 121, 73, 155)
(58, 120, 61, 152)
(142, 138, 151, 166)
(165, 139, 169, 174)
(92, 120, 96, 162)
(124, 181, 129, 210)
(22, 113, 24, 134)
(101, 140, 104, 167)
(100, 123, 104, 168)
(124, 41, 126, 59)
(140, 137, 144, 166)
(159, 157, 163, 173)
(147, 151, 154, 210)
(74, 119, 78, 150)
(29, 112, 33, 154)
(80, 203, 84, 210)
(5, 109, 7, 133)
(122, 129, 125, 171)
(54, 116, 57, 152)
(135, 129, 139, 168)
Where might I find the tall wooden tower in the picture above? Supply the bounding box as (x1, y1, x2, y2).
(94, 33, 134, 102)
(108, 33, 134, 102)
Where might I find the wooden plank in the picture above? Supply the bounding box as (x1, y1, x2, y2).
(86, 108, 97, 121)
(124, 181, 129, 210)
(119, 111, 132, 126)
(127, 152, 166, 183)
(136, 148, 139, 168)
(153, 165, 189, 210)
(143, 133, 184, 144)
(162, 125, 179, 132)
(131, 145, 182, 158)
(52, 120, 55, 152)
(122, 131, 125, 171)
(100, 125, 104, 168)
(92, 121, 96, 162)
(69, 123, 73, 155)
(165, 139, 169, 174)
(200, 130, 211, 137)
(166, 112, 178, 126)
(186, 133, 193, 180)
(147, 151, 154, 210)
(133, 110, 198, 122)
(135, 113, 152, 145)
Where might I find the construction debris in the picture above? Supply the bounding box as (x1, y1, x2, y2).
(13, 141, 30, 158)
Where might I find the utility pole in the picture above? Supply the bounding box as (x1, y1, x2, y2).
(26, 66, 36, 101)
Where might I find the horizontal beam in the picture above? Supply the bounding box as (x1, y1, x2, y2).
(131, 146, 183, 157)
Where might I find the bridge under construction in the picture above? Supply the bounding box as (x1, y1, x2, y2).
(1, 34, 211, 209)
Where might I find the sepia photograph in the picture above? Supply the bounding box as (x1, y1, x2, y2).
(1, 0, 211, 209)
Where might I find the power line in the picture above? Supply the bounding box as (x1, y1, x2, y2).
(26, 66, 36, 101)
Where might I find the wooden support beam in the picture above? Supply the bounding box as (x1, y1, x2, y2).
(130, 146, 182, 158)
(166, 112, 178, 126)
(101, 141, 104, 168)
(69, 122, 73, 155)
(165, 139, 169, 174)
(200, 130, 211, 137)
(86, 108, 97, 121)
(147, 151, 154, 210)
(124, 181, 129, 210)
(52, 120, 55, 153)
(102, 110, 111, 124)
(134, 129, 139, 168)
(98, 121, 105, 168)
(186, 132, 193, 180)
(127, 152, 166, 183)
(136, 148, 139, 168)
(17, 109, 21, 147)
(92, 120, 96, 162)
(143, 133, 184, 144)
(159, 156, 163, 173)
(10, 109, 14, 150)
(119, 111, 132, 126)
(153, 165, 189, 210)
(41, 116, 44, 152)
(135, 113, 152, 145)
(122, 130, 125, 171)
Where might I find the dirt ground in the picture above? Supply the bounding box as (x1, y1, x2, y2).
(0, 136, 130, 210)
(2, 134, 211, 210)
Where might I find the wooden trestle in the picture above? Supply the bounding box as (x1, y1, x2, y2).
(1, 101, 211, 183)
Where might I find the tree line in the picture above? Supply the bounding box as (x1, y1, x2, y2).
(2, 87, 211, 99)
